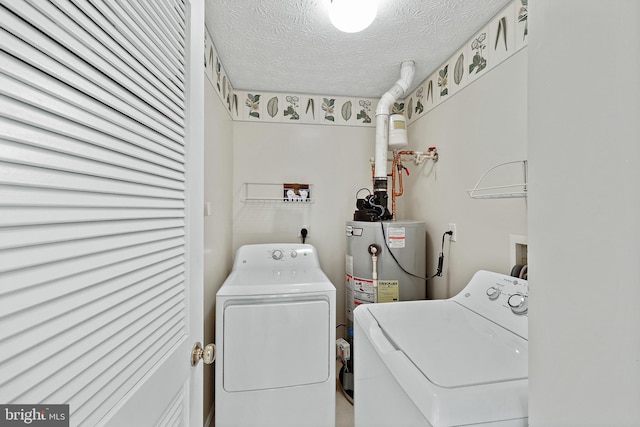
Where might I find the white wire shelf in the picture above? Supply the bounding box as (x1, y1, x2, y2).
(467, 160, 528, 199)
(240, 182, 314, 204)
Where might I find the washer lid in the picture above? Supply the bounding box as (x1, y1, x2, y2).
(368, 299, 527, 388)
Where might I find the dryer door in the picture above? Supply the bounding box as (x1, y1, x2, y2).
(223, 298, 330, 392)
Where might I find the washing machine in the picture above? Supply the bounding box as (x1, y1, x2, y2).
(215, 244, 336, 427)
(354, 270, 528, 427)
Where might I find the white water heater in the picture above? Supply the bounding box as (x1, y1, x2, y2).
(345, 220, 426, 339)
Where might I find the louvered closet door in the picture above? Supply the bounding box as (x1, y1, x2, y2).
(0, 0, 204, 426)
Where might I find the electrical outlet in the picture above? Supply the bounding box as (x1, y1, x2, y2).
(448, 223, 457, 242)
(297, 225, 310, 237)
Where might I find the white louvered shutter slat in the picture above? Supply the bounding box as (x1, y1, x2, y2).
(0, 95, 185, 172)
(1, 2, 186, 122)
(71, 319, 185, 426)
(0, 186, 185, 208)
(175, 0, 186, 16)
(0, 0, 194, 424)
(0, 138, 184, 190)
(0, 207, 184, 228)
(0, 69, 185, 158)
(53, 0, 187, 96)
(0, 218, 185, 250)
(1, 266, 182, 368)
(90, 0, 185, 84)
(63, 0, 186, 107)
(0, 162, 184, 199)
(1, 282, 185, 396)
(0, 229, 185, 278)
(0, 239, 185, 294)
(108, 0, 185, 71)
(0, 250, 186, 343)
(1, 27, 185, 141)
(0, 118, 184, 181)
(155, 0, 186, 43)
(160, 0, 186, 43)
(23, 0, 185, 131)
(48, 0, 187, 120)
(126, 0, 185, 61)
(145, 2, 185, 49)
(156, 391, 185, 427)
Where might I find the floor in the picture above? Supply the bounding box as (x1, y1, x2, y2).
(336, 362, 354, 427)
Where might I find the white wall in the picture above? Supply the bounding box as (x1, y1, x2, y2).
(403, 49, 528, 299)
(232, 122, 374, 333)
(203, 75, 234, 421)
(528, 1, 640, 425)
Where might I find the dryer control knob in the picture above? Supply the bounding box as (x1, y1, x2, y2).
(290, 250, 298, 258)
(508, 294, 528, 315)
(486, 287, 501, 300)
(272, 249, 283, 260)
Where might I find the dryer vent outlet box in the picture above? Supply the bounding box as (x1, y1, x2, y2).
(515, 243, 528, 265)
(510, 235, 528, 267)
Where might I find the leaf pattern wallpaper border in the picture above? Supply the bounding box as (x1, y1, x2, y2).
(204, 0, 528, 128)
(406, 0, 528, 127)
(205, 27, 239, 119)
(238, 92, 379, 126)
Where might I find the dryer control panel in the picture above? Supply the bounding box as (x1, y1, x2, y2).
(452, 270, 528, 340)
(232, 243, 320, 271)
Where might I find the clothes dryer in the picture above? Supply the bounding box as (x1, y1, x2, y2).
(215, 244, 336, 427)
(354, 270, 528, 427)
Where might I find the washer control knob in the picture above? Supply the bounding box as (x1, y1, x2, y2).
(486, 286, 501, 300)
(508, 294, 528, 315)
(271, 249, 283, 260)
(290, 250, 298, 258)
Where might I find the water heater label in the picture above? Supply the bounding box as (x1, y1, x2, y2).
(353, 276, 374, 304)
(345, 274, 354, 320)
(345, 273, 374, 320)
(378, 280, 399, 302)
(387, 227, 406, 248)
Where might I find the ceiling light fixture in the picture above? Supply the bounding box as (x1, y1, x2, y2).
(329, 0, 377, 33)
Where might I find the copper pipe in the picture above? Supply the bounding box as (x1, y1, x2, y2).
(391, 151, 419, 219)
(370, 157, 375, 187)
(391, 152, 398, 219)
(375, 150, 434, 220)
(395, 155, 405, 198)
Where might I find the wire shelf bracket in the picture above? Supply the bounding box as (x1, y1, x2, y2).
(467, 160, 528, 199)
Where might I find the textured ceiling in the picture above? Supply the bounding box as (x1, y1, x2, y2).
(205, 0, 512, 98)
